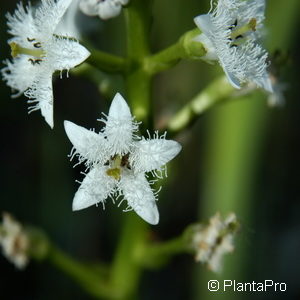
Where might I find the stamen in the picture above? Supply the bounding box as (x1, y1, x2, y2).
(230, 18, 257, 41)
(106, 168, 121, 180)
(33, 42, 42, 48)
(28, 58, 42, 65)
(9, 42, 45, 59)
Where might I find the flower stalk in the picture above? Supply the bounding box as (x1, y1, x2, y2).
(144, 28, 206, 75)
(86, 49, 128, 74)
(166, 76, 236, 135)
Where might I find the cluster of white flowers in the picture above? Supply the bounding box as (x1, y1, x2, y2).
(0, 0, 275, 229)
(194, 0, 273, 92)
(191, 213, 238, 273)
(0, 213, 29, 269)
(65, 93, 182, 225)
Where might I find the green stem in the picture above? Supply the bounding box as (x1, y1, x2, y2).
(166, 76, 236, 134)
(110, 2, 153, 299)
(124, 0, 153, 125)
(138, 234, 187, 269)
(47, 243, 115, 299)
(86, 49, 127, 74)
(144, 28, 205, 75)
(111, 215, 148, 300)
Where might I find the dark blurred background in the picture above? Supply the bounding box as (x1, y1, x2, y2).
(1, 0, 300, 299)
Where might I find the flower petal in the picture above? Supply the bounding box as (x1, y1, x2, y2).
(64, 120, 108, 164)
(25, 73, 54, 128)
(98, 1, 122, 20)
(104, 93, 138, 155)
(1, 56, 38, 95)
(119, 171, 159, 225)
(256, 75, 273, 93)
(223, 67, 241, 89)
(34, 0, 73, 39)
(79, 0, 99, 16)
(194, 14, 214, 37)
(73, 165, 116, 211)
(108, 92, 132, 119)
(131, 138, 182, 174)
(48, 36, 90, 72)
(6, 2, 36, 42)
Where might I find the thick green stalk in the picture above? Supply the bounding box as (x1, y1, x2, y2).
(110, 1, 153, 299)
(166, 76, 235, 134)
(144, 28, 205, 75)
(194, 1, 300, 299)
(47, 244, 114, 299)
(87, 49, 127, 73)
(138, 232, 188, 269)
(111, 215, 148, 300)
(193, 93, 268, 300)
(123, 0, 153, 125)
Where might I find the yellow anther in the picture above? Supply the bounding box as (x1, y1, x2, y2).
(9, 42, 45, 58)
(230, 18, 257, 41)
(106, 168, 121, 180)
(249, 18, 257, 32)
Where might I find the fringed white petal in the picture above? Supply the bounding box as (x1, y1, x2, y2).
(130, 137, 182, 174)
(6, 2, 36, 43)
(48, 36, 90, 72)
(34, 0, 73, 40)
(72, 165, 116, 211)
(1, 56, 38, 95)
(64, 120, 108, 165)
(25, 73, 54, 128)
(103, 93, 138, 156)
(119, 171, 159, 225)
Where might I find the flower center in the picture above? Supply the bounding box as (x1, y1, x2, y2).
(106, 154, 130, 180)
(229, 18, 257, 47)
(9, 38, 45, 65)
(10, 42, 45, 58)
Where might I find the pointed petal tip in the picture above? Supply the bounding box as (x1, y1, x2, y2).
(108, 93, 131, 118)
(224, 69, 241, 89)
(72, 192, 92, 211)
(173, 140, 182, 155)
(63, 120, 76, 137)
(136, 204, 159, 225)
(64, 119, 73, 130)
(44, 112, 54, 129)
(262, 76, 274, 94)
(194, 14, 213, 35)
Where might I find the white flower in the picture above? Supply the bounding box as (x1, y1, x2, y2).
(0, 213, 29, 269)
(1, 0, 90, 128)
(191, 213, 238, 273)
(64, 93, 182, 225)
(194, 0, 273, 92)
(79, 0, 129, 20)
